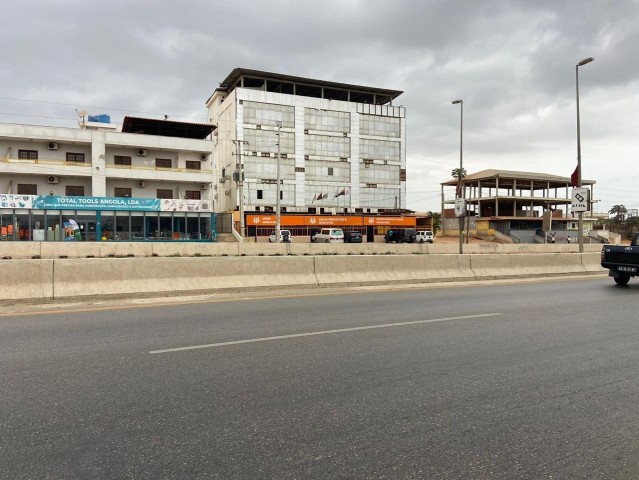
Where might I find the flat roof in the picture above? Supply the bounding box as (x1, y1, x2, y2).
(121, 116, 215, 139)
(441, 169, 595, 188)
(215, 68, 403, 103)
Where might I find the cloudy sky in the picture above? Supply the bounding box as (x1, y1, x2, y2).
(2, 0, 637, 213)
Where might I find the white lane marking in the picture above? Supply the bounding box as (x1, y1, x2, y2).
(149, 312, 502, 354)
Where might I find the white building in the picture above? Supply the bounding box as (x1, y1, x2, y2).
(0, 116, 216, 241)
(206, 68, 406, 217)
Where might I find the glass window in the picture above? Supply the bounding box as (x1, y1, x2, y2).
(17, 184, 37, 195)
(45, 210, 63, 241)
(66, 152, 85, 163)
(18, 150, 38, 160)
(131, 212, 145, 240)
(359, 114, 400, 137)
(31, 210, 46, 241)
(243, 101, 295, 128)
(304, 109, 350, 133)
(66, 185, 85, 196)
(159, 212, 173, 240)
(114, 156, 132, 166)
(185, 161, 201, 170)
(156, 158, 172, 169)
(305, 134, 350, 158)
(114, 188, 132, 198)
(156, 189, 173, 199)
(74, 212, 97, 241)
(115, 212, 130, 241)
(185, 190, 201, 200)
(100, 211, 115, 240)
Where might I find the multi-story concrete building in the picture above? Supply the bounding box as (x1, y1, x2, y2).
(0, 116, 216, 241)
(206, 68, 406, 221)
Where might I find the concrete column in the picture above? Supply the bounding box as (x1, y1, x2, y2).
(91, 131, 106, 196)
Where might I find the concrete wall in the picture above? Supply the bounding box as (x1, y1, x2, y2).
(0, 251, 607, 302)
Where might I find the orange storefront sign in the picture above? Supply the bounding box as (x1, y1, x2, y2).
(246, 214, 416, 227)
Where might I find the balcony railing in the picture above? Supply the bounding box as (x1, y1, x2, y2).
(3, 158, 91, 167)
(107, 164, 212, 174)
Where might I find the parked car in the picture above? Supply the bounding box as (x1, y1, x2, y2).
(343, 230, 363, 243)
(312, 228, 344, 243)
(269, 229, 292, 243)
(384, 229, 416, 243)
(415, 230, 434, 243)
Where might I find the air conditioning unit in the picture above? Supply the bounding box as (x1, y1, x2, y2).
(200, 183, 208, 190)
(224, 189, 231, 196)
(219, 177, 226, 183)
(137, 149, 147, 157)
(47, 142, 59, 150)
(47, 176, 59, 184)
(137, 180, 146, 188)
(200, 154, 207, 161)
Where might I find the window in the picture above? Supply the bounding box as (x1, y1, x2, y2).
(156, 189, 173, 199)
(66, 186, 85, 196)
(155, 158, 172, 169)
(66, 152, 85, 163)
(185, 190, 201, 200)
(18, 149, 38, 160)
(114, 188, 132, 198)
(17, 184, 37, 195)
(185, 161, 201, 170)
(257, 190, 263, 200)
(114, 155, 132, 166)
(328, 167, 334, 176)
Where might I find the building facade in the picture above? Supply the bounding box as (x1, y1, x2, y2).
(206, 68, 406, 220)
(0, 117, 216, 241)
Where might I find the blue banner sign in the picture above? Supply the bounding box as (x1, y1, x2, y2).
(31, 195, 161, 211)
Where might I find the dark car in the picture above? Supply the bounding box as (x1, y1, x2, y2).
(384, 229, 416, 243)
(343, 230, 363, 243)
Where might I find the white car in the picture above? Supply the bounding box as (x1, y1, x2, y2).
(269, 230, 292, 243)
(415, 230, 434, 243)
(312, 228, 345, 243)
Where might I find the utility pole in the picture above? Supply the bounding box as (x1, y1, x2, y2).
(275, 121, 282, 243)
(232, 139, 248, 240)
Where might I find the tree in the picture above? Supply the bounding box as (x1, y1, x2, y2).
(451, 168, 467, 179)
(431, 212, 442, 235)
(609, 204, 627, 221)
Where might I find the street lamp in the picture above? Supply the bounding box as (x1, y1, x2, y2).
(232, 139, 249, 240)
(576, 56, 594, 253)
(275, 121, 282, 243)
(452, 99, 463, 254)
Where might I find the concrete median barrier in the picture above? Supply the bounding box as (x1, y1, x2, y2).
(581, 252, 606, 273)
(314, 254, 474, 286)
(52, 256, 318, 299)
(469, 253, 586, 279)
(0, 259, 53, 300)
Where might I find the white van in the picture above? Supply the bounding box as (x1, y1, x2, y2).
(415, 230, 434, 243)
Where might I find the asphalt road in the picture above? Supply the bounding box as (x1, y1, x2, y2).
(2, 277, 639, 479)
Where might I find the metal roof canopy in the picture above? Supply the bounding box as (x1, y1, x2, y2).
(441, 169, 595, 189)
(216, 68, 403, 105)
(121, 116, 215, 139)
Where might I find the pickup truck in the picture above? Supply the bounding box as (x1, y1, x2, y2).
(600, 233, 639, 286)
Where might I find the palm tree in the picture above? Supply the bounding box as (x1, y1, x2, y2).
(609, 204, 627, 221)
(451, 168, 467, 180)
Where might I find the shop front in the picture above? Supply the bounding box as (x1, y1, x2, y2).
(0, 194, 214, 242)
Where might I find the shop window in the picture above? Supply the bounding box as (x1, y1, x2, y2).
(18, 149, 38, 160)
(155, 158, 172, 169)
(114, 188, 132, 198)
(185, 190, 201, 200)
(185, 161, 201, 170)
(66, 185, 85, 196)
(114, 155, 131, 166)
(156, 189, 173, 199)
(17, 184, 38, 195)
(66, 152, 85, 163)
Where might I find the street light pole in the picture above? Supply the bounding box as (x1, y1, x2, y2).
(452, 99, 463, 255)
(232, 139, 249, 240)
(576, 57, 594, 254)
(275, 121, 282, 242)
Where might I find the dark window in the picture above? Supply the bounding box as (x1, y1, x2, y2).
(155, 158, 172, 169)
(17, 184, 37, 195)
(185, 161, 201, 170)
(257, 190, 263, 200)
(185, 190, 201, 200)
(328, 167, 334, 176)
(114, 155, 132, 166)
(66, 152, 85, 163)
(156, 189, 173, 199)
(66, 186, 85, 196)
(280, 191, 283, 200)
(114, 188, 132, 198)
(18, 149, 38, 160)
